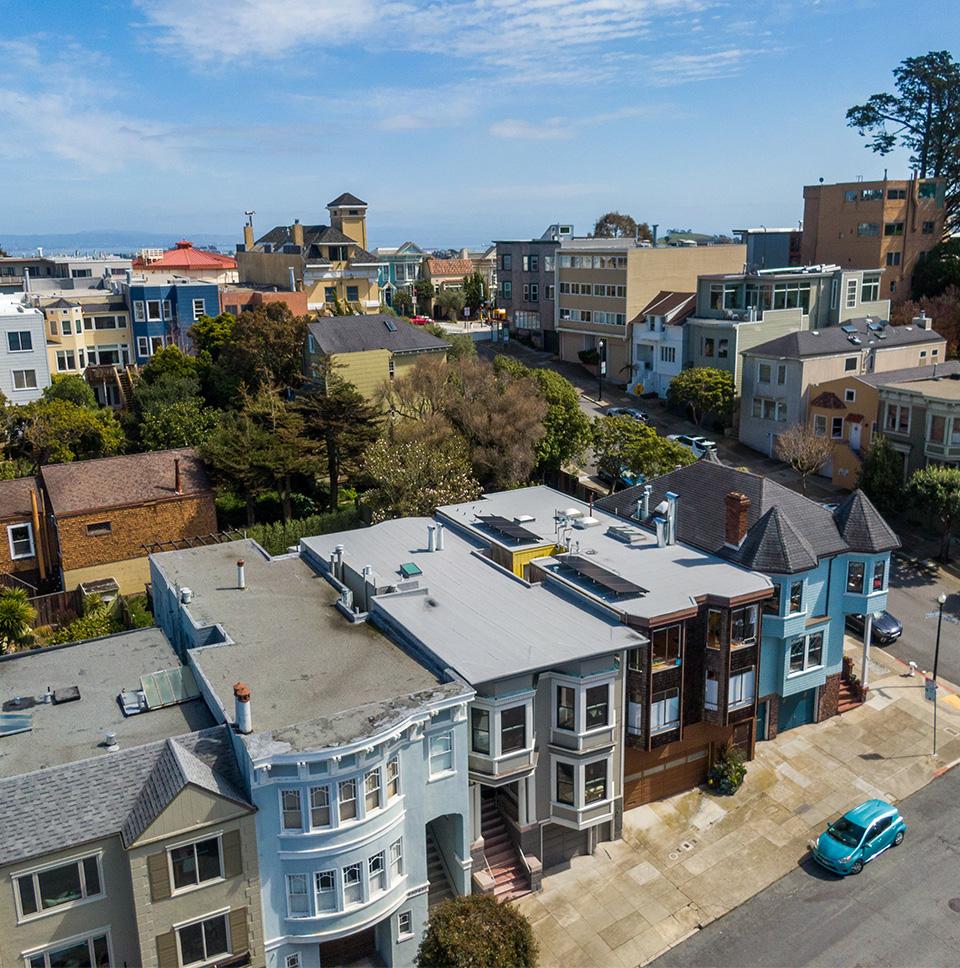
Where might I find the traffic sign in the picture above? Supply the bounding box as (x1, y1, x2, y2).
(925, 677, 938, 702)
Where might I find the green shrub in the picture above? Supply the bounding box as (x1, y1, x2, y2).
(707, 741, 746, 795)
(123, 594, 154, 629)
(246, 509, 362, 555)
(50, 596, 121, 645)
(416, 894, 538, 968)
(578, 348, 600, 366)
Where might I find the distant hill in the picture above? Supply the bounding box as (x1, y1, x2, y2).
(0, 230, 238, 257)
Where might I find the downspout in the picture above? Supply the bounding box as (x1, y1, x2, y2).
(30, 488, 47, 582)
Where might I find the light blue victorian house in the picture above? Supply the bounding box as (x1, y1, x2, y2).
(599, 462, 899, 739)
(373, 242, 426, 310)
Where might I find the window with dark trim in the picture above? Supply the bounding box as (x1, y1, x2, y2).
(585, 684, 609, 729)
(556, 761, 574, 804)
(584, 760, 607, 803)
(556, 686, 575, 731)
(789, 580, 803, 613)
(471, 707, 490, 753)
(651, 625, 681, 666)
(500, 705, 526, 753)
(763, 583, 781, 615)
(847, 561, 865, 594)
(872, 560, 886, 591)
(85, 521, 112, 536)
(707, 609, 722, 649)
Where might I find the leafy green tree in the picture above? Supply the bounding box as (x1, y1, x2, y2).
(0, 588, 37, 651)
(463, 271, 486, 311)
(593, 415, 693, 491)
(846, 50, 960, 231)
(667, 367, 735, 426)
(594, 211, 638, 238)
(42, 374, 97, 409)
(426, 323, 476, 361)
(392, 287, 414, 317)
(295, 378, 381, 511)
(139, 399, 221, 451)
(188, 312, 236, 361)
(907, 464, 960, 561)
(10, 400, 123, 470)
(50, 595, 119, 645)
(363, 434, 481, 523)
(912, 239, 960, 298)
(416, 894, 538, 968)
(437, 288, 466, 322)
(493, 356, 590, 471)
(857, 434, 904, 513)
(414, 278, 435, 314)
(139, 345, 200, 385)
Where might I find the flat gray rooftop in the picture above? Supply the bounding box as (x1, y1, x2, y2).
(436, 486, 772, 619)
(303, 518, 646, 686)
(0, 629, 213, 777)
(151, 541, 462, 754)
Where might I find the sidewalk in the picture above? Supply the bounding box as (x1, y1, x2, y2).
(515, 646, 960, 967)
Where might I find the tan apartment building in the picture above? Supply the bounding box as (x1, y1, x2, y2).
(556, 240, 746, 385)
(0, 630, 264, 968)
(238, 193, 383, 312)
(802, 176, 947, 298)
(739, 313, 945, 458)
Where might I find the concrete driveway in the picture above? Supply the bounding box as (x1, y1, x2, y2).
(515, 648, 960, 967)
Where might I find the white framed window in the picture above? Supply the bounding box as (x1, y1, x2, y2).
(884, 403, 910, 435)
(500, 706, 526, 753)
(137, 336, 150, 358)
(14, 853, 104, 922)
(585, 683, 610, 729)
(133, 300, 146, 322)
(844, 388, 856, 403)
(386, 756, 400, 799)
(192, 298, 206, 320)
(286, 873, 310, 918)
(309, 786, 330, 828)
(176, 911, 230, 966)
(789, 633, 823, 674)
(845, 278, 858, 308)
(7, 330, 33, 352)
(660, 345, 676, 363)
(389, 838, 404, 880)
(24, 930, 111, 968)
(343, 863, 363, 907)
(280, 789, 302, 831)
(398, 910, 414, 939)
(551, 753, 613, 811)
(7, 522, 34, 560)
(162, 299, 172, 320)
(364, 768, 382, 813)
(428, 731, 454, 777)
(56, 350, 77, 371)
(12, 369, 37, 390)
(368, 851, 386, 894)
(556, 686, 575, 731)
(314, 870, 336, 911)
(146, 299, 162, 321)
(650, 688, 680, 733)
(584, 759, 607, 804)
(338, 778, 358, 822)
(728, 667, 755, 708)
(169, 835, 223, 893)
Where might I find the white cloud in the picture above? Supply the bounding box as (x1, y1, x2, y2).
(489, 118, 572, 140)
(646, 48, 755, 85)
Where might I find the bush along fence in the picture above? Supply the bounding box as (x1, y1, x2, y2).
(245, 509, 362, 556)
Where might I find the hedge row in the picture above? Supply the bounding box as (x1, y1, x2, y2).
(246, 509, 362, 555)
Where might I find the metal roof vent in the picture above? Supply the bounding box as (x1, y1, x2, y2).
(104, 731, 119, 752)
(574, 516, 602, 529)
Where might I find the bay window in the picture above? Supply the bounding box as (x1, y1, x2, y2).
(704, 670, 719, 710)
(315, 870, 336, 911)
(386, 756, 400, 799)
(389, 838, 403, 879)
(651, 624, 681, 667)
(707, 609, 722, 648)
(789, 631, 824, 673)
(471, 707, 491, 753)
(847, 560, 865, 594)
(789, 580, 803, 613)
(556, 686, 575, 731)
(872, 560, 886, 591)
(368, 851, 386, 894)
(280, 789, 302, 830)
(584, 761, 607, 804)
(343, 863, 363, 906)
(287, 873, 310, 917)
(310, 786, 330, 828)
(650, 688, 680, 733)
(338, 779, 358, 822)
(763, 583, 781, 615)
(364, 769, 382, 813)
(585, 684, 609, 729)
(556, 762, 575, 804)
(730, 605, 756, 647)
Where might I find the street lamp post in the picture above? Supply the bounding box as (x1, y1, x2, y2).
(597, 339, 605, 404)
(933, 592, 947, 755)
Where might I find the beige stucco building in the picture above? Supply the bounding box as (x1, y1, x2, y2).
(556, 241, 747, 385)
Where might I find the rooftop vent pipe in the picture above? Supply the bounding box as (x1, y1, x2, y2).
(642, 483, 652, 519)
(234, 682, 252, 734)
(289, 266, 297, 292)
(237, 559, 246, 590)
(428, 525, 436, 552)
(436, 522, 445, 550)
(666, 491, 679, 545)
(104, 731, 119, 752)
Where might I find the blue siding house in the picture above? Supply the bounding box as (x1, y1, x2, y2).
(373, 243, 425, 309)
(125, 276, 220, 363)
(598, 464, 899, 738)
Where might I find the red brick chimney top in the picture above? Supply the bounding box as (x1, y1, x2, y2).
(724, 491, 751, 547)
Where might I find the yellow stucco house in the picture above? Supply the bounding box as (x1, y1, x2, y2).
(304, 315, 450, 400)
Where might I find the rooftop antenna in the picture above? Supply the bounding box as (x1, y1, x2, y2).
(244, 210, 256, 230)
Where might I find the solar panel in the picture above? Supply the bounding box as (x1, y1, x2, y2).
(475, 514, 542, 544)
(140, 666, 200, 710)
(0, 712, 32, 736)
(558, 554, 647, 598)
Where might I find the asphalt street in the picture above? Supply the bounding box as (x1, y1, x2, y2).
(653, 766, 960, 967)
(885, 556, 960, 686)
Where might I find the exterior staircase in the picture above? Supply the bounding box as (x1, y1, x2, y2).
(426, 829, 455, 910)
(481, 794, 531, 902)
(837, 678, 862, 715)
(118, 366, 137, 408)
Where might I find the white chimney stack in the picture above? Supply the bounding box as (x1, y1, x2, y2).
(642, 483, 652, 519)
(666, 491, 679, 545)
(234, 682, 252, 734)
(436, 522, 445, 550)
(428, 525, 436, 552)
(236, 559, 246, 590)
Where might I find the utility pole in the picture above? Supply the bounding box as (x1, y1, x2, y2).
(597, 339, 605, 404)
(933, 592, 947, 755)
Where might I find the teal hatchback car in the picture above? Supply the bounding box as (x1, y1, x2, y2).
(809, 799, 906, 875)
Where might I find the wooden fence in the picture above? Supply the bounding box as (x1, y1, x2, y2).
(29, 588, 84, 628)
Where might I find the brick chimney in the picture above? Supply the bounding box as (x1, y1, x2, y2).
(724, 491, 751, 546)
(291, 219, 304, 247)
(174, 458, 183, 495)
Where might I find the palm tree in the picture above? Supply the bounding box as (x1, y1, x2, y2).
(0, 587, 37, 651)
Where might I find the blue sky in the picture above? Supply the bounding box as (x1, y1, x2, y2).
(1, 1, 953, 247)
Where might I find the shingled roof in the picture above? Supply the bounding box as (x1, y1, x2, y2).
(833, 490, 900, 554)
(327, 192, 367, 207)
(0, 726, 249, 867)
(307, 316, 450, 356)
(596, 460, 894, 575)
(745, 319, 943, 360)
(0, 476, 39, 522)
(253, 223, 378, 264)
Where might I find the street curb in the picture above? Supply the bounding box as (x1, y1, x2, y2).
(880, 649, 960, 696)
(932, 757, 960, 779)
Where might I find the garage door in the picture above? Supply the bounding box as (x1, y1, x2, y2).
(779, 688, 816, 733)
(319, 927, 377, 967)
(541, 823, 589, 871)
(624, 746, 709, 810)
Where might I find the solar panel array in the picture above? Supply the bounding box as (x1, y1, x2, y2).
(0, 712, 32, 736)
(559, 554, 647, 598)
(475, 514, 542, 544)
(140, 666, 200, 710)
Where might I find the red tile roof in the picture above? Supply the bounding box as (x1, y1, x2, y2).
(133, 241, 237, 271)
(426, 258, 475, 277)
